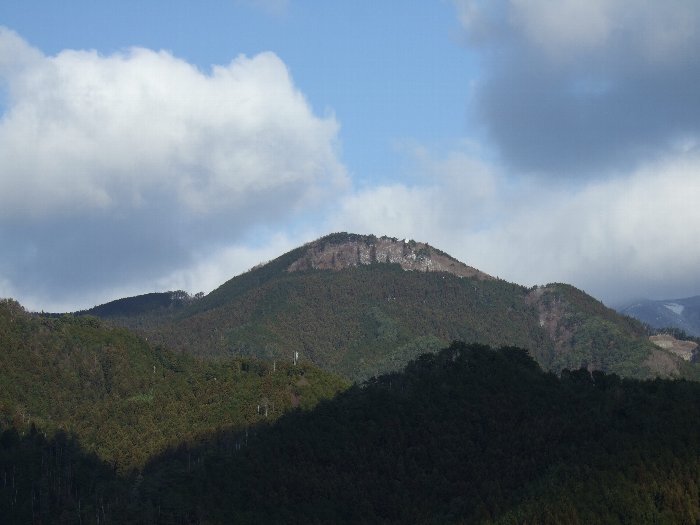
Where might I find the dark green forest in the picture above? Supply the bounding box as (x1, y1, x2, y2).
(142, 265, 552, 380)
(4, 340, 700, 523)
(133, 342, 700, 524)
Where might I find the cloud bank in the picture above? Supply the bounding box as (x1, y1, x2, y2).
(454, 0, 700, 176)
(0, 27, 346, 311)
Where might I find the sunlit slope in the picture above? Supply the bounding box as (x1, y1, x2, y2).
(0, 299, 347, 471)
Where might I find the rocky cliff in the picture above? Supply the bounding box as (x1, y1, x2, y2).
(287, 233, 492, 279)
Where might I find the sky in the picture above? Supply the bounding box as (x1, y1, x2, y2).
(1, 0, 700, 312)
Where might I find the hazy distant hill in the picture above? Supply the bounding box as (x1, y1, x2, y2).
(619, 295, 700, 337)
(81, 233, 692, 381)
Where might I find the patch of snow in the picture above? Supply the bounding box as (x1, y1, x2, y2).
(664, 303, 685, 316)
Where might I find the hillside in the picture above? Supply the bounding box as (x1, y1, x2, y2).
(75, 290, 196, 319)
(619, 295, 700, 337)
(158, 342, 700, 524)
(5, 342, 700, 523)
(81, 233, 687, 381)
(0, 299, 347, 472)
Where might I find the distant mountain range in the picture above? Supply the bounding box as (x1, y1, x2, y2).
(619, 296, 700, 337)
(78, 232, 697, 381)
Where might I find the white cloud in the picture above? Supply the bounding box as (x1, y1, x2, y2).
(0, 27, 347, 311)
(0, 27, 346, 218)
(439, 1, 700, 303)
(331, 147, 502, 246)
(509, 0, 614, 59)
(503, 150, 700, 302)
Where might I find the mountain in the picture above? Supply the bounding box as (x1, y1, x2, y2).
(7, 234, 700, 522)
(75, 290, 197, 319)
(0, 298, 347, 472)
(7, 342, 700, 523)
(81, 233, 695, 381)
(619, 295, 700, 337)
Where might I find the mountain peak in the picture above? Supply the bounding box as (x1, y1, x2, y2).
(287, 232, 493, 280)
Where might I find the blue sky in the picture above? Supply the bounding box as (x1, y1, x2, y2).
(1, 0, 700, 311)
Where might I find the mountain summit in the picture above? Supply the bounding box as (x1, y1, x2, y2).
(286, 233, 492, 279)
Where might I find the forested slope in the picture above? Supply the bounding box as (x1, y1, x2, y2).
(5, 342, 698, 523)
(130, 342, 700, 523)
(140, 264, 552, 381)
(81, 233, 688, 381)
(0, 299, 347, 472)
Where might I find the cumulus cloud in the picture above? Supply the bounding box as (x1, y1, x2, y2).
(453, 0, 700, 176)
(0, 28, 345, 217)
(476, 151, 700, 303)
(0, 27, 346, 311)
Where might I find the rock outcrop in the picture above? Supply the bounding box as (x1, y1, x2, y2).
(287, 233, 492, 280)
(649, 333, 698, 361)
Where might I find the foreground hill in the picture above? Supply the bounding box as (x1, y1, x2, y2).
(82, 233, 691, 381)
(0, 299, 347, 472)
(620, 295, 700, 337)
(158, 343, 700, 523)
(5, 342, 700, 523)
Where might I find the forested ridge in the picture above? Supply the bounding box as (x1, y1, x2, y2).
(144, 342, 700, 524)
(4, 341, 700, 523)
(134, 264, 553, 380)
(77, 233, 690, 382)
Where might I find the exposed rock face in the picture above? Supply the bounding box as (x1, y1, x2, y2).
(650, 334, 698, 361)
(287, 234, 492, 280)
(526, 285, 575, 356)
